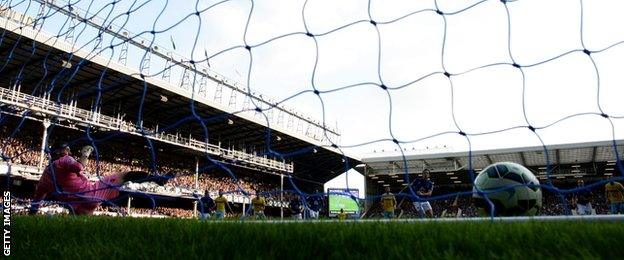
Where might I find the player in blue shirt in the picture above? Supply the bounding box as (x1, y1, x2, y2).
(290, 195, 303, 220)
(307, 189, 323, 219)
(412, 169, 435, 218)
(198, 189, 215, 220)
(573, 179, 593, 215)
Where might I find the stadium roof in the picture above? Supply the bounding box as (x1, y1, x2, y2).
(0, 14, 360, 184)
(358, 139, 623, 189)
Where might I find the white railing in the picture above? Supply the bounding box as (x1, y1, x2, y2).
(0, 87, 293, 173)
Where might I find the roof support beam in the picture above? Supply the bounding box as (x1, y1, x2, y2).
(141, 96, 177, 119)
(213, 127, 269, 145)
(485, 155, 493, 165)
(73, 78, 127, 101)
(2, 54, 48, 77)
(455, 158, 462, 169)
(392, 160, 403, 171)
(66, 72, 111, 90)
(422, 159, 430, 169)
(271, 142, 309, 157)
(21, 67, 66, 92)
(0, 41, 20, 60)
(100, 92, 140, 107)
(519, 152, 527, 166)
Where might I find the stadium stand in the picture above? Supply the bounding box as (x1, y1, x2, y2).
(0, 1, 622, 222)
(364, 189, 611, 219)
(1, 117, 618, 219)
(0, 1, 361, 218)
(360, 140, 622, 217)
(0, 115, 619, 219)
(0, 116, 289, 217)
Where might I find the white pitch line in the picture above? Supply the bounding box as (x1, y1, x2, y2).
(200, 214, 624, 224)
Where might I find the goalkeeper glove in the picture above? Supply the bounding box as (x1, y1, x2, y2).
(80, 145, 94, 158)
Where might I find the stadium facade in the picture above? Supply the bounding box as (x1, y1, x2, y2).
(0, 3, 360, 217)
(359, 140, 623, 214)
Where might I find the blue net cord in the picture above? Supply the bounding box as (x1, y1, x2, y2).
(0, 0, 621, 219)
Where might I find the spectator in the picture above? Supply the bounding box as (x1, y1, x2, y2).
(573, 180, 593, 215)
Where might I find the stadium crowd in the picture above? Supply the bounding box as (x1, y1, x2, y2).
(0, 123, 281, 197)
(1, 121, 620, 219)
(0, 125, 41, 166)
(128, 207, 194, 218)
(91, 205, 195, 218)
(367, 189, 613, 218)
(168, 174, 279, 196)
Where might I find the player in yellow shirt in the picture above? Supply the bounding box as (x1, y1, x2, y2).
(251, 190, 266, 220)
(338, 208, 348, 220)
(381, 186, 397, 219)
(605, 179, 624, 214)
(214, 189, 229, 219)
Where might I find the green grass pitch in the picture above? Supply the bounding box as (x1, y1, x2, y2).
(11, 216, 624, 259)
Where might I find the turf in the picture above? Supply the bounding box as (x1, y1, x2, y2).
(11, 216, 624, 259)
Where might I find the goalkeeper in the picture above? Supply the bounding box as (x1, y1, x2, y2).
(29, 143, 169, 215)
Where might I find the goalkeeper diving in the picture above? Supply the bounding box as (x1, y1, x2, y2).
(29, 143, 172, 215)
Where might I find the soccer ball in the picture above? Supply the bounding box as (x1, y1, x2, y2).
(472, 162, 542, 216)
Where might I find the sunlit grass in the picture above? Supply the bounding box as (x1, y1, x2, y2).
(12, 216, 624, 259)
